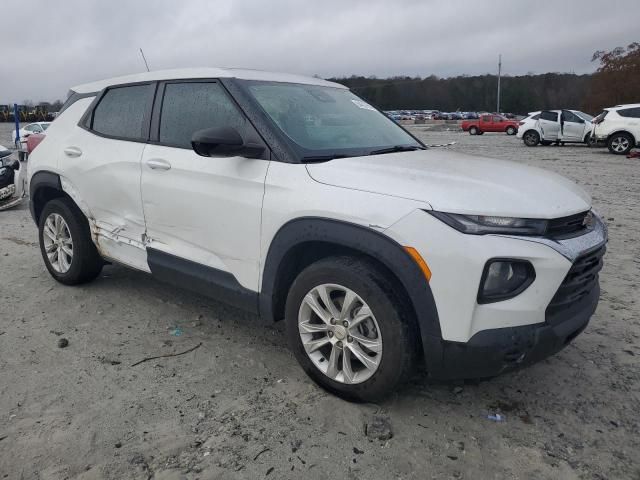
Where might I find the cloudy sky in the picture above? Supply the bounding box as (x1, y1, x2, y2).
(2, 0, 638, 103)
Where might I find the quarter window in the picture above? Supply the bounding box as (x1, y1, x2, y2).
(91, 84, 154, 141)
(540, 111, 558, 122)
(618, 107, 640, 118)
(159, 82, 246, 149)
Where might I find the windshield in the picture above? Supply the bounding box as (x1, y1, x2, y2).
(243, 81, 422, 159)
(41, 123, 50, 131)
(574, 111, 593, 122)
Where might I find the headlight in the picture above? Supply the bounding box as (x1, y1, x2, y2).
(428, 211, 548, 236)
(478, 259, 536, 304)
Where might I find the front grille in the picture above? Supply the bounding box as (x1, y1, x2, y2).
(546, 245, 605, 321)
(546, 211, 591, 239)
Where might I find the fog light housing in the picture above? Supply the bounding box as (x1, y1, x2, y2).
(478, 259, 535, 304)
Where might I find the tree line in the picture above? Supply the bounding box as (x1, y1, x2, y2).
(330, 43, 640, 115)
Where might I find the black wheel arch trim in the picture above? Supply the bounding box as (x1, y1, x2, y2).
(260, 217, 444, 364)
(29, 170, 63, 224)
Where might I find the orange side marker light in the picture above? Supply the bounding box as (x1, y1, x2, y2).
(404, 246, 432, 282)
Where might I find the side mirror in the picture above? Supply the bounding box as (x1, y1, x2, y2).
(191, 126, 265, 159)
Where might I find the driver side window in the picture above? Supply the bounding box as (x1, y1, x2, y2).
(159, 81, 246, 149)
(562, 111, 582, 123)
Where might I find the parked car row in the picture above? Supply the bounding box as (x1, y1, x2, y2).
(384, 110, 495, 121)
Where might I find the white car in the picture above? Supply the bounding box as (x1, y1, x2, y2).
(14, 122, 51, 146)
(516, 111, 542, 140)
(520, 110, 593, 147)
(27, 68, 607, 400)
(591, 103, 640, 155)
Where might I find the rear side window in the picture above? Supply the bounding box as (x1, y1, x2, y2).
(531, 114, 540, 120)
(91, 84, 154, 141)
(618, 107, 640, 118)
(540, 111, 558, 122)
(159, 82, 246, 149)
(481, 115, 492, 122)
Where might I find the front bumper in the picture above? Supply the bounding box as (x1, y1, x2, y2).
(427, 280, 599, 379)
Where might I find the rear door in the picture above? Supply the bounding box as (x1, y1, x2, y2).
(140, 80, 270, 292)
(60, 83, 155, 271)
(560, 110, 587, 141)
(538, 111, 560, 140)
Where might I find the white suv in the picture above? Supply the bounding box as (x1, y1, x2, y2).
(519, 110, 594, 147)
(27, 68, 607, 400)
(591, 103, 640, 155)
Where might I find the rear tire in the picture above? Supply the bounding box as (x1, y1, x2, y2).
(506, 126, 516, 135)
(607, 132, 633, 155)
(285, 256, 418, 402)
(38, 198, 103, 285)
(523, 130, 540, 147)
(469, 126, 478, 135)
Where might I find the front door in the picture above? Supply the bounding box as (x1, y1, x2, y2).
(560, 110, 587, 141)
(140, 80, 270, 292)
(538, 111, 560, 140)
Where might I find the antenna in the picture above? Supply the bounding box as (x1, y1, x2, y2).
(496, 54, 502, 114)
(139, 48, 150, 72)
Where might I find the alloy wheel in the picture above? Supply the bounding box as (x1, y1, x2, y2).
(611, 136, 630, 153)
(42, 213, 74, 273)
(298, 284, 382, 384)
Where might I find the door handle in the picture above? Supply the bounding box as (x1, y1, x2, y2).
(146, 158, 171, 171)
(64, 146, 83, 158)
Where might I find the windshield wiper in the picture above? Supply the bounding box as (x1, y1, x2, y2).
(301, 154, 351, 163)
(369, 145, 425, 156)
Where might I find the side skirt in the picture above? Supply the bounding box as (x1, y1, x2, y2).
(147, 248, 259, 314)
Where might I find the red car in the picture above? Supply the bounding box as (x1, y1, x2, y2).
(461, 114, 519, 135)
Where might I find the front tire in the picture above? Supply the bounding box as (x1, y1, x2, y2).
(506, 126, 517, 135)
(38, 198, 103, 285)
(285, 256, 418, 402)
(523, 130, 540, 146)
(607, 133, 633, 155)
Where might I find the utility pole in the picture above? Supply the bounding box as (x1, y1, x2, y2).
(496, 54, 502, 114)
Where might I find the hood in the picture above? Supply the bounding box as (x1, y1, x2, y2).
(306, 149, 591, 218)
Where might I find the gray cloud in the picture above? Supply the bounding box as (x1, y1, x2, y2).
(1, 0, 637, 103)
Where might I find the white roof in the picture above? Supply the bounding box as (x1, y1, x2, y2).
(71, 68, 346, 94)
(608, 103, 640, 110)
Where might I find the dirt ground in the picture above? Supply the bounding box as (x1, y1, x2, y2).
(1, 124, 639, 480)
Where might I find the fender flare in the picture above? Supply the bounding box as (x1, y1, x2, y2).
(29, 170, 62, 223)
(260, 217, 443, 355)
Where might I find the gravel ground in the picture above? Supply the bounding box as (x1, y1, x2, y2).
(0, 123, 639, 480)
